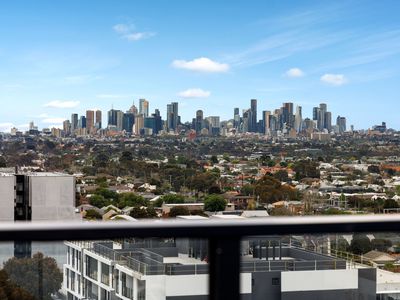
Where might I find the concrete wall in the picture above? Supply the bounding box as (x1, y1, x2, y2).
(0, 175, 15, 221)
(30, 175, 75, 220)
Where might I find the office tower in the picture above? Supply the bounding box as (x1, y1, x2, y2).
(139, 99, 149, 117)
(108, 109, 118, 127)
(129, 101, 138, 115)
(262, 111, 271, 135)
(86, 110, 95, 132)
(318, 103, 327, 131)
(95, 110, 102, 129)
(242, 110, 249, 133)
(294, 106, 303, 133)
(78, 116, 86, 129)
(336, 116, 347, 133)
(250, 99, 257, 132)
(144, 110, 162, 135)
(206, 116, 220, 136)
(324, 111, 332, 131)
(167, 102, 179, 132)
(234, 107, 240, 129)
(116, 110, 124, 131)
(195, 110, 203, 133)
(282, 102, 294, 129)
(134, 114, 144, 135)
(63, 120, 71, 135)
(123, 112, 135, 133)
(71, 114, 78, 133)
(312, 107, 319, 121)
(29, 121, 34, 131)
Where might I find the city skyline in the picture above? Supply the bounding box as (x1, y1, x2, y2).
(0, 1, 399, 131)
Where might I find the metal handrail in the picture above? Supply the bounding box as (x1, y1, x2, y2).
(3, 215, 400, 300)
(3, 215, 400, 241)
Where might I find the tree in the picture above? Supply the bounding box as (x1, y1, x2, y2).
(210, 155, 218, 164)
(371, 239, 392, 252)
(118, 193, 148, 208)
(367, 165, 380, 174)
(208, 185, 222, 194)
(270, 207, 293, 216)
(3, 252, 63, 300)
(0, 270, 35, 300)
(85, 209, 102, 220)
(240, 184, 254, 196)
(169, 206, 190, 217)
(254, 175, 298, 204)
(0, 156, 6, 167)
(273, 170, 289, 182)
(89, 194, 110, 208)
(383, 199, 399, 209)
(204, 194, 227, 212)
(293, 160, 320, 179)
(190, 172, 217, 193)
(130, 207, 157, 219)
(349, 234, 372, 255)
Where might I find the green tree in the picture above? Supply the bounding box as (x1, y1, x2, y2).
(293, 160, 320, 179)
(118, 193, 148, 208)
(349, 234, 373, 255)
(210, 155, 218, 164)
(89, 194, 110, 208)
(85, 209, 102, 220)
(3, 253, 63, 300)
(383, 199, 399, 209)
(273, 170, 289, 182)
(0, 156, 6, 167)
(204, 194, 227, 212)
(169, 206, 190, 217)
(371, 239, 392, 252)
(130, 207, 157, 219)
(0, 270, 35, 300)
(254, 175, 298, 204)
(270, 207, 293, 216)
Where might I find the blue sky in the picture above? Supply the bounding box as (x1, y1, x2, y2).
(0, 0, 399, 131)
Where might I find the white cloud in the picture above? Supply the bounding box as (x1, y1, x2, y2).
(47, 124, 63, 129)
(0, 123, 29, 133)
(320, 73, 348, 86)
(172, 57, 229, 73)
(113, 23, 155, 41)
(178, 88, 211, 98)
(44, 100, 80, 108)
(285, 68, 305, 78)
(42, 118, 66, 124)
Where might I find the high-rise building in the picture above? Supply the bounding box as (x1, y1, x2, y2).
(282, 102, 294, 129)
(250, 99, 257, 132)
(206, 116, 220, 136)
(324, 111, 332, 131)
(78, 116, 86, 129)
(167, 102, 179, 132)
(129, 101, 138, 115)
(262, 111, 271, 135)
(134, 114, 144, 135)
(86, 110, 94, 132)
(123, 112, 135, 133)
(294, 106, 303, 133)
(195, 110, 203, 133)
(95, 110, 102, 129)
(108, 109, 118, 127)
(318, 103, 327, 131)
(116, 110, 124, 131)
(336, 116, 347, 133)
(234, 108, 240, 129)
(71, 114, 78, 133)
(139, 99, 149, 117)
(63, 120, 71, 135)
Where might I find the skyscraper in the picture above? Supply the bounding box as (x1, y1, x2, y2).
(294, 106, 303, 133)
(86, 110, 95, 133)
(95, 110, 102, 129)
(71, 114, 78, 133)
(123, 112, 135, 133)
(195, 110, 203, 133)
(337, 116, 347, 133)
(167, 102, 179, 132)
(139, 99, 149, 117)
(262, 111, 271, 135)
(233, 107, 240, 129)
(250, 99, 257, 132)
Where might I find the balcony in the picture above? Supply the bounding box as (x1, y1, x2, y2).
(2, 215, 400, 299)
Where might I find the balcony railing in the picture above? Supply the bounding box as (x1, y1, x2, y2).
(3, 215, 400, 300)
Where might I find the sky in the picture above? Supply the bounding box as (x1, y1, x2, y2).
(0, 0, 399, 132)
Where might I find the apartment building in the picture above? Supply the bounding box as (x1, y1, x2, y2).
(64, 237, 376, 300)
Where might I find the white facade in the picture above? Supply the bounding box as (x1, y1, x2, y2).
(28, 173, 76, 220)
(0, 174, 15, 221)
